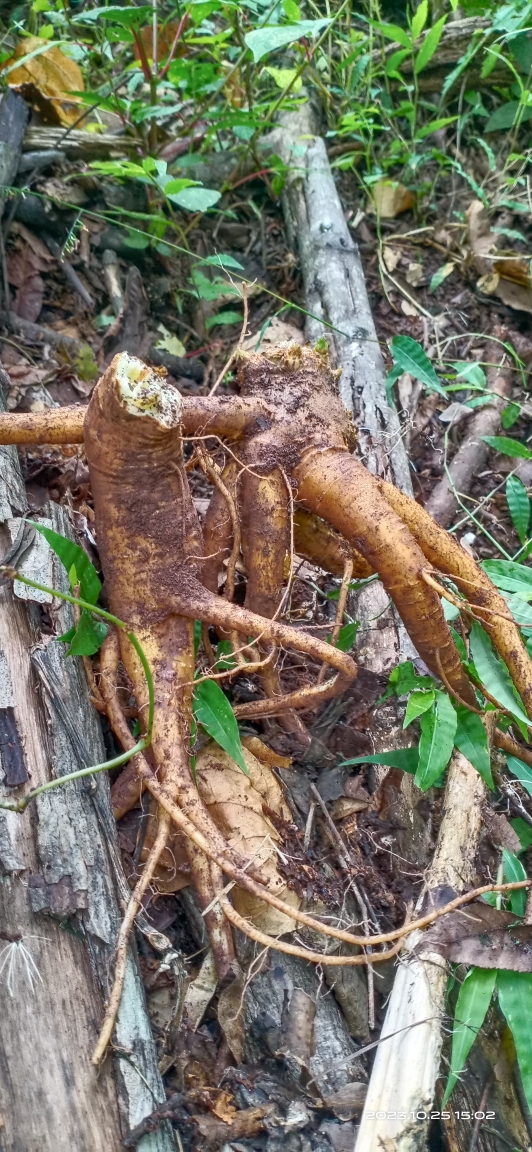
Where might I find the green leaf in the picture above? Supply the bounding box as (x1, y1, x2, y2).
(452, 361, 487, 390)
(482, 435, 532, 460)
(60, 610, 107, 657)
(385, 48, 410, 77)
(415, 691, 456, 791)
(214, 640, 237, 671)
(507, 475, 530, 545)
(410, 0, 428, 41)
(339, 747, 419, 774)
(481, 559, 532, 599)
(442, 595, 460, 622)
(497, 971, 532, 1112)
(28, 522, 101, 605)
(415, 117, 457, 141)
(205, 310, 243, 330)
(501, 401, 521, 429)
(414, 15, 446, 73)
(510, 817, 532, 851)
(486, 101, 532, 132)
(403, 689, 435, 728)
(193, 679, 248, 775)
(264, 66, 303, 92)
(454, 705, 494, 790)
(390, 335, 446, 397)
(282, 0, 300, 18)
(383, 660, 435, 700)
(429, 262, 455, 292)
(167, 186, 221, 212)
(244, 18, 331, 63)
(73, 4, 152, 25)
(469, 622, 530, 728)
(197, 254, 244, 271)
(442, 967, 496, 1105)
(374, 21, 412, 50)
(502, 847, 527, 916)
(506, 755, 532, 799)
(327, 621, 359, 652)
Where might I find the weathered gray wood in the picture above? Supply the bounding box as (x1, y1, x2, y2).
(266, 101, 412, 495)
(0, 382, 174, 1151)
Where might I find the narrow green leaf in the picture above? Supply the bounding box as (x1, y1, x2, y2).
(481, 559, 532, 599)
(385, 47, 410, 76)
(415, 117, 457, 142)
(442, 967, 496, 1105)
(383, 660, 435, 700)
(28, 521, 101, 605)
(326, 620, 359, 652)
(374, 21, 411, 49)
(502, 847, 527, 916)
(506, 754, 532, 798)
(481, 436, 532, 460)
(452, 361, 487, 390)
(403, 689, 435, 728)
(497, 971, 532, 1112)
(454, 706, 494, 790)
(469, 622, 530, 727)
(429, 262, 455, 292)
(414, 15, 446, 73)
(244, 18, 331, 63)
(193, 679, 248, 774)
(415, 691, 456, 791)
(411, 0, 428, 41)
(485, 101, 532, 132)
(205, 310, 243, 330)
(339, 747, 419, 774)
(390, 335, 446, 396)
(510, 817, 532, 851)
(501, 401, 521, 429)
(506, 475, 530, 545)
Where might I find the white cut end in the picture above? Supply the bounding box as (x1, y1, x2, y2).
(115, 353, 182, 428)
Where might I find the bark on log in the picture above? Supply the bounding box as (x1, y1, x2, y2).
(355, 751, 486, 1151)
(425, 353, 512, 528)
(0, 373, 174, 1151)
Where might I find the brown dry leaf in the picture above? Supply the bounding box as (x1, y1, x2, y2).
(400, 298, 419, 317)
(367, 180, 415, 218)
(382, 245, 401, 273)
(192, 1105, 276, 1144)
(6, 37, 84, 126)
(242, 315, 304, 353)
(417, 904, 532, 970)
(139, 741, 300, 933)
(10, 223, 54, 264)
(181, 950, 218, 1031)
(217, 974, 246, 1063)
(211, 1090, 237, 1124)
(467, 199, 532, 314)
(275, 987, 316, 1068)
(406, 262, 424, 286)
(322, 1083, 368, 1121)
(195, 742, 301, 934)
(483, 810, 522, 854)
(6, 240, 50, 323)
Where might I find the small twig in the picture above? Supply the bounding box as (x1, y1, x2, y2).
(317, 556, 353, 685)
(208, 283, 248, 396)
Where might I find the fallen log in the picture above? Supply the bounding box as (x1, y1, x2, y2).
(0, 369, 174, 1151)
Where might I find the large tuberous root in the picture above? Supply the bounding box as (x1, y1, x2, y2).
(3, 340, 532, 1068)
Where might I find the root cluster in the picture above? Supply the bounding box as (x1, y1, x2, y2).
(2, 342, 532, 1065)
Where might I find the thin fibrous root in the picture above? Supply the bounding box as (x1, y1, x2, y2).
(317, 555, 353, 686)
(91, 807, 171, 1065)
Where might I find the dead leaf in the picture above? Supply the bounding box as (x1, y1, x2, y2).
(10, 223, 54, 263)
(139, 741, 300, 933)
(439, 402, 473, 426)
(6, 37, 85, 127)
(417, 903, 532, 970)
(242, 314, 304, 353)
(400, 298, 419, 317)
(382, 245, 401, 273)
(217, 974, 245, 1063)
(211, 1090, 237, 1124)
(467, 199, 532, 314)
(192, 1105, 276, 1143)
(330, 797, 368, 820)
(406, 262, 424, 286)
(181, 949, 218, 1031)
(367, 180, 415, 219)
(276, 987, 316, 1068)
(6, 241, 49, 323)
(322, 1082, 368, 1121)
(483, 809, 523, 854)
(155, 323, 186, 358)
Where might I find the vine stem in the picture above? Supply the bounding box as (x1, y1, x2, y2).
(0, 743, 147, 812)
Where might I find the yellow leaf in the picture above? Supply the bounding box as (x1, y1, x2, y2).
(265, 66, 303, 93)
(5, 37, 84, 126)
(367, 179, 415, 219)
